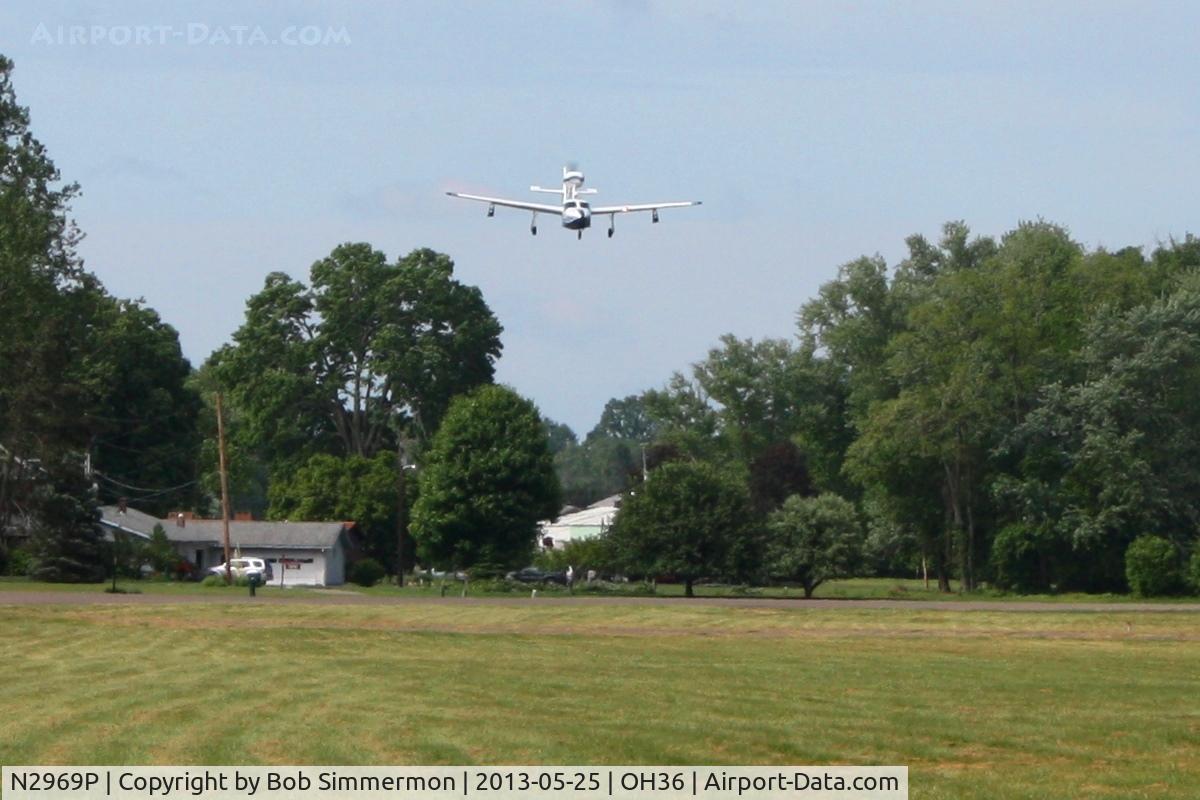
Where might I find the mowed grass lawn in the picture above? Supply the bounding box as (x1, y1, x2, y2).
(0, 601, 1197, 800)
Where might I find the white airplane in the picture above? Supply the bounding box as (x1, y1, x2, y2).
(445, 165, 701, 239)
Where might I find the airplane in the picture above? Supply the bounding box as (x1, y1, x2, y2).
(445, 165, 701, 239)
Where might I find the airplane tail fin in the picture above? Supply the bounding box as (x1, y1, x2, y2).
(530, 185, 565, 195)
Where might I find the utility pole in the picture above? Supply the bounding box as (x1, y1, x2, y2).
(215, 392, 233, 583)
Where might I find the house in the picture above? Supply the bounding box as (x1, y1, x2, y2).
(99, 505, 361, 586)
(538, 493, 621, 548)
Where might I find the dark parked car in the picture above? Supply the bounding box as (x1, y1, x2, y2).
(505, 567, 567, 585)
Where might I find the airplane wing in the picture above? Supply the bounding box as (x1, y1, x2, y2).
(445, 192, 562, 214)
(590, 201, 702, 214)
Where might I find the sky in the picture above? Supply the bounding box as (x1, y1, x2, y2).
(3, 1, 1199, 434)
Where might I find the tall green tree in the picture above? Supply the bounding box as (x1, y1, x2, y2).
(268, 451, 402, 570)
(410, 385, 560, 571)
(642, 373, 722, 460)
(543, 417, 578, 455)
(608, 461, 756, 596)
(587, 395, 659, 443)
(554, 436, 639, 507)
(211, 244, 503, 470)
(0, 54, 95, 469)
(0, 57, 121, 569)
(851, 222, 1086, 590)
(86, 298, 201, 515)
(1, 56, 215, 573)
(693, 335, 813, 462)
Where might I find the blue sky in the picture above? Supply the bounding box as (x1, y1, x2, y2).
(3, 1, 1199, 433)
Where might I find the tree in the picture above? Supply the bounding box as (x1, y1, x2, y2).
(608, 461, 755, 597)
(997, 288, 1200, 590)
(799, 254, 902, 420)
(1188, 550, 1200, 596)
(747, 440, 814, 517)
(543, 417, 577, 455)
(989, 522, 1058, 593)
(212, 244, 503, 469)
(145, 523, 177, 575)
(268, 452, 401, 570)
(554, 436, 638, 507)
(410, 386, 560, 572)
(850, 222, 1087, 590)
(27, 457, 105, 582)
(1125, 536, 1182, 597)
(0, 57, 109, 568)
(641, 336, 842, 478)
(2, 56, 204, 568)
(802, 223, 998, 583)
(693, 335, 816, 462)
(587, 395, 659, 443)
(765, 493, 864, 598)
(85, 298, 202, 516)
(0, 54, 95, 536)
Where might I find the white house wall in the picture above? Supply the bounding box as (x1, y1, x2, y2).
(324, 541, 345, 586)
(169, 542, 334, 586)
(250, 550, 326, 586)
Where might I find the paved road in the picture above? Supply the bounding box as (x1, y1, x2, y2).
(0, 590, 1197, 612)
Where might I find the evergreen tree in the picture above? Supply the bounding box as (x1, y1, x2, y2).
(28, 458, 105, 583)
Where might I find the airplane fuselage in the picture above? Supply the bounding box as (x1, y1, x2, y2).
(558, 169, 592, 230)
(562, 200, 592, 229)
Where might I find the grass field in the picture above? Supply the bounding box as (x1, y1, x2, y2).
(1, 598, 1197, 799)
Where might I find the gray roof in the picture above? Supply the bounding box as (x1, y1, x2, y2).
(99, 506, 351, 550)
(99, 507, 162, 540)
(587, 493, 624, 510)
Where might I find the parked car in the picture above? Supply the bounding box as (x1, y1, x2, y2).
(209, 557, 273, 582)
(505, 567, 567, 585)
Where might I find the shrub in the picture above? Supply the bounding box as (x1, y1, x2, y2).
(534, 536, 618, 577)
(200, 573, 251, 587)
(1124, 536, 1182, 596)
(1188, 550, 1200, 596)
(470, 577, 532, 594)
(991, 523, 1046, 593)
(5, 548, 34, 577)
(349, 557, 386, 587)
(145, 524, 177, 574)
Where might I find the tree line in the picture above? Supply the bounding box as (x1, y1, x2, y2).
(551, 222, 1200, 596)
(0, 55, 199, 580)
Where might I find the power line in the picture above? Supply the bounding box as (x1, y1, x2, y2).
(93, 471, 198, 495)
(97, 482, 194, 504)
